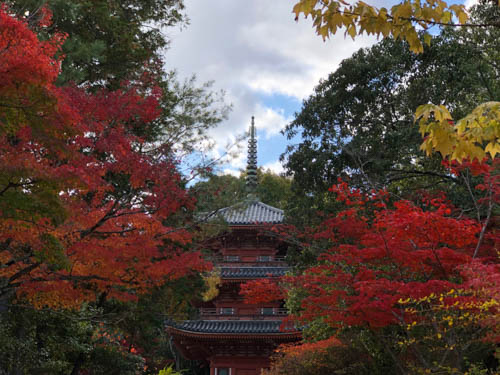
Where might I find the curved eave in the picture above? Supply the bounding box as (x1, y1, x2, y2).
(167, 326, 302, 341)
(228, 222, 282, 228)
(221, 277, 280, 283)
(208, 201, 285, 226)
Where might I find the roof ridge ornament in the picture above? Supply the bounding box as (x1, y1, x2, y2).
(245, 116, 258, 200)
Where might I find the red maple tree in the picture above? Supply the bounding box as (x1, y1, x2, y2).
(242, 160, 499, 372)
(0, 7, 209, 308)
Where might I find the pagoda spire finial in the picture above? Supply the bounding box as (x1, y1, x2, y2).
(246, 116, 258, 198)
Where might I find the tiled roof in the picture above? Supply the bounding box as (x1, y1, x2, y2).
(205, 200, 284, 225)
(168, 320, 293, 334)
(220, 267, 289, 278)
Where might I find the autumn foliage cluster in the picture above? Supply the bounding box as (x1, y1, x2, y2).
(1, 1, 499, 373)
(0, 6, 208, 309)
(243, 158, 499, 373)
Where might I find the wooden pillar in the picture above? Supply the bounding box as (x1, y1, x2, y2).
(211, 356, 270, 375)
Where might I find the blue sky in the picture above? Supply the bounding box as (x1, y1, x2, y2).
(164, 0, 477, 178)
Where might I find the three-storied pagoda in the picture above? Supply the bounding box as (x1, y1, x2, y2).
(167, 117, 301, 375)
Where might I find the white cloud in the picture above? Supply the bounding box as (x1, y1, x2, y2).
(164, 0, 376, 173)
(464, 0, 479, 9)
(221, 168, 241, 177)
(262, 160, 285, 175)
(254, 104, 291, 139)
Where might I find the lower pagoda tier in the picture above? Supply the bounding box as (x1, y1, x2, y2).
(166, 320, 301, 374)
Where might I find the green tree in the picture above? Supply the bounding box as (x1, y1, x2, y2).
(282, 16, 499, 222)
(290, 0, 500, 162)
(0, 305, 146, 375)
(191, 168, 292, 214)
(155, 73, 231, 159)
(6, 1, 230, 165)
(273, 2, 500, 373)
(191, 174, 246, 214)
(0, 275, 204, 374)
(6, 0, 186, 87)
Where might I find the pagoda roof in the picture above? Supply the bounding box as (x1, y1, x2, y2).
(167, 320, 296, 334)
(220, 266, 289, 278)
(204, 200, 284, 225)
(166, 319, 302, 360)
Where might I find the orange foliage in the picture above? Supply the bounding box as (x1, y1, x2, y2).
(240, 278, 284, 304)
(0, 8, 210, 308)
(276, 336, 342, 357)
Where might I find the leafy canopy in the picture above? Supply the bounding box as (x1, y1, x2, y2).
(242, 166, 499, 373)
(292, 0, 500, 163)
(293, 0, 470, 53)
(5, 0, 186, 86)
(0, 7, 209, 309)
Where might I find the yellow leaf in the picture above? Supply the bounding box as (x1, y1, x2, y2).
(393, 2, 412, 19)
(456, 119, 467, 135)
(468, 144, 486, 162)
(292, 2, 306, 17)
(440, 11, 452, 23)
(293, 0, 317, 18)
(458, 10, 468, 25)
(438, 105, 452, 120)
(433, 128, 454, 156)
(319, 25, 330, 38)
(347, 24, 357, 39)
(415, 104, 434, 121)
(434, 108, 444, 122)
(405, 28, 423, 53)
(423, 33, 432, 46)
(341, 13, 354, 27)
(378, 7, 388, 20)
(332, 12, 343, 27)
(485, 141, 500, 158)
(379, 20, 392, 37)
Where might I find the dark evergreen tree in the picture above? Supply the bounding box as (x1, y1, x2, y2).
(282, 13, 499, 224)
(6, 0, 185, 87)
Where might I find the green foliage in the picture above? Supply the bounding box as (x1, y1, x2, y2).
(258, 170, 293, 210)
(158, 364, 185, 375)
(191, 174, 245, 213)
(282, 20, 499, 222)
(0, 304, 145, 375)
(0, 174, 67, 227)
(33, 233, 70, 271)
(156, 73, 231, 155)
(191, 168, 292, 213)
(0, 275, 203, 374)
(100, 277, 204, 373)
(7, 0, 186, 87)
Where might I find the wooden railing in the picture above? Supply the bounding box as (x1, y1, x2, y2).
(206, 255, 287, 263)
(199, 307, 288, 319)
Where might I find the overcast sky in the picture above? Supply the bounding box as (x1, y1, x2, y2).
(163, 0, 471, 177)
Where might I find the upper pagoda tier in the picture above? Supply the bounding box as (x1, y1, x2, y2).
(207, 200, 284, 226)
(201, 115, 284, 226)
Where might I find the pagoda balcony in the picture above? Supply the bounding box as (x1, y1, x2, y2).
(219, 266, 289, 279)
(207, 255, 288, 267)
(199, 307, 288, 320)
